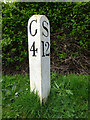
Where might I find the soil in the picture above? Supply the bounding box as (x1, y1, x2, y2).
(2, 32, 90, 75)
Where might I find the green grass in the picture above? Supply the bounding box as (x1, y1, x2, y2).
(2, 73, 89, 118)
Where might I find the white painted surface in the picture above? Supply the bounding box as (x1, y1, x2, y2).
(28, 15, 50, 103)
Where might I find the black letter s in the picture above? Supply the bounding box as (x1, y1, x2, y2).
(42, 21, 49, 37)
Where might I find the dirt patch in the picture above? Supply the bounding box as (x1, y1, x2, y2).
(2, 32, 90, 75)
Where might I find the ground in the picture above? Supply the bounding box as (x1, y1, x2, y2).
(2, 32, 90, 75)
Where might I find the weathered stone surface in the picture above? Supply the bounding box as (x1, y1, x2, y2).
(28, 15, 50, 103)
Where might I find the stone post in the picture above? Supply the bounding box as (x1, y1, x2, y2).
(28, 15, 50, 103)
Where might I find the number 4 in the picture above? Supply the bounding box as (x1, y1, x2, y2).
(30, 42, 38, 56)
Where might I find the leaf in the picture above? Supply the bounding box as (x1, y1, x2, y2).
(66, 90, 73, 95)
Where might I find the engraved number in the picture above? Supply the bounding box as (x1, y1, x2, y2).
(42, 41, 50, 57)
(30, 42, 38, 56)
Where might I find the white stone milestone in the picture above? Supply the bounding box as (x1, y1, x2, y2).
(28, 15, 50, 103)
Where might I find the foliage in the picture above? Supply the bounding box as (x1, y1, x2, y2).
(2, 73, 89, 118)
(2, 2, 89, 67)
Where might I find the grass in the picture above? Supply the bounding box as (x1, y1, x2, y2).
(2, 73, 89, 118)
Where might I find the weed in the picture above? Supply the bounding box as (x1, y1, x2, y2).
(2, 73, 88, 118)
